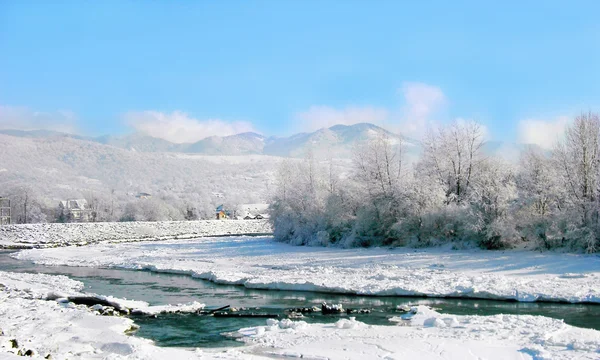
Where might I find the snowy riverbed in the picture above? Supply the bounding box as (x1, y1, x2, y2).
(3, 236, 600, 359)
(15, 236, 600, 303)
(1, 269, 600, 359)
(0, 220, 272, 249)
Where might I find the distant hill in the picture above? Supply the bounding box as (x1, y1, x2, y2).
(2, 123, 413, 158)
(0, 124, 541, 222)
(0, 133, 283, 215)
(1, 124, 541, 163)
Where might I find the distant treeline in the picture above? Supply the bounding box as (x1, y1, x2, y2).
(270, 112, 600, 253)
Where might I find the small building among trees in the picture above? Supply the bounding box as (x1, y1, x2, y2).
(216, 205, 230, 220)
(58, 199, 92, 222)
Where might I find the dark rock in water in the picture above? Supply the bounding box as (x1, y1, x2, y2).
(65, 296, 128, 314)
(287, 312, 304, 319)
(18, 349, 34, 356)
(213, 312, 279, 318)
(346, 308, 371, 314)
(286, 307, 316, 314)
(101, 307, 116, 316)
(322, 302, 344, 315)
(9, 339, 18, 348)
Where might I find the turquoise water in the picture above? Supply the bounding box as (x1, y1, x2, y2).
(1, 250, 599, 348)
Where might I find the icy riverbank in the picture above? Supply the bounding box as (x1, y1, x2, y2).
(15, 236, 600, 304)
(0, 220, 272, 249)
(233, 306, 600, 360)
(1, 269, 599, 359)
(0, 270, 239, 359)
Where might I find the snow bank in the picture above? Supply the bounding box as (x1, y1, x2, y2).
(15, 236, 600, 304)
(1, 269, 600, 359)
(0, 271, 240, 359)
(0, 288, 243, 359)
(231, 305, 600, 359)
(0, 220, 272, 249)
(0, 270, 84, 299)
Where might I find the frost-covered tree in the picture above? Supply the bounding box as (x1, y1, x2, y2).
(345, 133, 406, 246)
(270, 150, 330, 245)
(552, 112, 600, 252)
(422, 121, 485, 204)
(515, 147, 563, 248)
(4, 185, 47, 224)
(468, 158, 518, 249)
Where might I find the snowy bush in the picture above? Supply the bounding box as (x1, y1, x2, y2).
(270, 115, 600, 253)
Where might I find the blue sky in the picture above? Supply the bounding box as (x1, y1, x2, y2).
(1, 1, 599, 146)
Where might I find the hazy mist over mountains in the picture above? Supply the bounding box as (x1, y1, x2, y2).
(0, 123, 408, 158)
(0, 122, 532, 161)
(0, 122, 535, 218)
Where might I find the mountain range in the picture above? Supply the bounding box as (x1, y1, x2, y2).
(0, 123, 537, 164)
(0, 123, 410, 158)
(0, 122, 537, 218)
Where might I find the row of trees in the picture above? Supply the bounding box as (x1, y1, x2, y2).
(270, 112, 600, 253)
(1, 186, 240, 224)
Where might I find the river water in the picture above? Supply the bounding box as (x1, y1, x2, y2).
(1, 250, 599, 348)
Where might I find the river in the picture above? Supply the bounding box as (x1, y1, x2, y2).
(1, 250, 599, 348)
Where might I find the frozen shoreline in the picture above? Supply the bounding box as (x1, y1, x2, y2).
(1, 268, 599, 359)
(14, 236, 600, 304)
(0, 220, 272, 249)
(3, 235, 600, 358)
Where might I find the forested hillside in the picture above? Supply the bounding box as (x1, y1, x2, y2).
(0, 122, 539, 226)
(0, 134, 283, 222)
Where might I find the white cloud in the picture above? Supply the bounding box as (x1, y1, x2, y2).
(401, 82, 447, 119)
(295, 106, 389, 133)
(518, 116, 570, 149)
(125, 110, 257, 143)
(399, 82, 448, 138)
(294, 82, 448, 138)
(0, 105, 78, 133)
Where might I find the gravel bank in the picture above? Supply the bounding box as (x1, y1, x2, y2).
(0, 220, 272, 249)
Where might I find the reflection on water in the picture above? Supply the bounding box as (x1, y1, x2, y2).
(1, 250, 599, 348)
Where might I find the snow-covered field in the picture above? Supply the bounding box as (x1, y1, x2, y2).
(0, 220, 272, 249)
(16, 236, 600, 303)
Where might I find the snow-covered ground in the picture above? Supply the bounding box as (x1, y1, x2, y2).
(0, 270, 247, 359)
(15, 236, 600, 303)
(0, 220, 272, 249)
(4, 236, 600, 358)
(1, 269, 599, 359)
(234, 306, 600, 360)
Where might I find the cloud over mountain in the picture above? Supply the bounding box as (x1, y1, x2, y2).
(125, 110, 256, 143)
(518, 116, 569, 149)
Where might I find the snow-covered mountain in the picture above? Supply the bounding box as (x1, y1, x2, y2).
(185, 132, 267, 155)
(0, 124, 537, 162)
(2, 123, 410, 158)
(263, 123, 411, 158)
